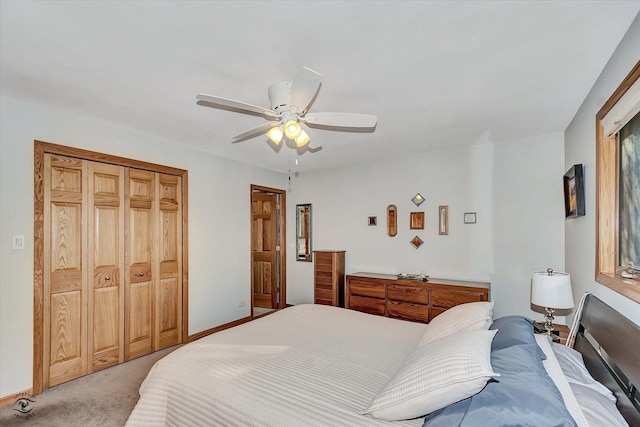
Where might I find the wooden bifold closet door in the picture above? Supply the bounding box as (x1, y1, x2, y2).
(43, 154, 182, 388)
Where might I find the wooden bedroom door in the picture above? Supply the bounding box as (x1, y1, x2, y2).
(251, 192, 278, 309)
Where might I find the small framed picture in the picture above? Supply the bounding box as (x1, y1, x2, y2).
(563, 164, 585, 218)
(439, 206, 449, 235)
(410, 212, 424, 230)
(464, 212, 476, 224)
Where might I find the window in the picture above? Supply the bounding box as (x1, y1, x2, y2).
(596, 61, 640, 303)
(619, 113, 640, 268)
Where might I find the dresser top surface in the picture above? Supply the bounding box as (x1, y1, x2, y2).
(347, 272, 490, 289)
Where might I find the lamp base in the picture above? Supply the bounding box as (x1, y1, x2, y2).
(533, 307, 556, 336)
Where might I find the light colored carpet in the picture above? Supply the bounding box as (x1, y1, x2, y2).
(0, 345, 179, 427)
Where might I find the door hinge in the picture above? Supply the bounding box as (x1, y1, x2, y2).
(276, 245, 281, 251)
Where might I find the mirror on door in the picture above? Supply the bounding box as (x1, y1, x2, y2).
(296, 203, 312, 262)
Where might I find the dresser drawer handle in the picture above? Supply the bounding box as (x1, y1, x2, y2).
(105, 276, 111, 281)
(138, 272, 144, 277)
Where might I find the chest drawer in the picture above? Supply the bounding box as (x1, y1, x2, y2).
(431, 288, 485, 308)
(348, 281, 385, 299)
(387, 300, 430, 323)
(314, 253, 334, 268)
(387, 284, 429, 304)
(349, 295, 385, 316)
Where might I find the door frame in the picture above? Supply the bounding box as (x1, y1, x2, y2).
(250, 184, 286, 317)
(33, 140, 189, 394)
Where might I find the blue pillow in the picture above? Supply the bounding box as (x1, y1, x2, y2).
(422, 316, 577, 427)
(490, 315, 546, 360)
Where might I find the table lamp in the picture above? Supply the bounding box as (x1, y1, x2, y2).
(531, 268, 574, 335)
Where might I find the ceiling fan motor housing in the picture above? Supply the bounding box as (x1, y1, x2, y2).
(268, 81, 292, 112)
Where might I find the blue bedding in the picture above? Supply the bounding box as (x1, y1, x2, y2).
(422, 316, 577, 427)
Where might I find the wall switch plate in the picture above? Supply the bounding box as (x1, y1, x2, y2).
(13, 235, 25, 249)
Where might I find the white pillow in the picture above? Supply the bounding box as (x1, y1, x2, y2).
(552, 342, 616, 401)
(418, 301, 494, 346)
(363, 329, 498, 421)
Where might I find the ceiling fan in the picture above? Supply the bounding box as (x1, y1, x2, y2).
(196, 67, 377, 149)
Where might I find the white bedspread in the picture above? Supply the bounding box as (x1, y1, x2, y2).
(126, 304, 427, 427)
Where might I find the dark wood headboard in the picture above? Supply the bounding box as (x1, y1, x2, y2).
(573, 294, 640, 425)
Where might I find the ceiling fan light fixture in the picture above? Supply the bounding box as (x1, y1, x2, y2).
(295, 130, 311, 147)
(266, 126, 284, 145)
(284, 120, 302, 139)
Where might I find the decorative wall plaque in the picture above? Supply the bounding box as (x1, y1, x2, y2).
(410, 235, 424, 249)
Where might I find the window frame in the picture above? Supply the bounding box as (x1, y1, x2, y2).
(595, 60, 640, 303)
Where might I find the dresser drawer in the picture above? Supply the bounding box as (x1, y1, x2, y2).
(388, 284, 429, 304)
(348, 281, 385, 299)
(349, 295, 385, 316)
(387, 300, 429, 323)
(431, 289, 485, 309)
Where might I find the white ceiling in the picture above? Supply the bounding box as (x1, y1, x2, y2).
(1, 1, 639, 173)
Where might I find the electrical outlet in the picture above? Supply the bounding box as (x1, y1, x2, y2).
(13, 235, 25, 250)
(238, 300, 245, 307)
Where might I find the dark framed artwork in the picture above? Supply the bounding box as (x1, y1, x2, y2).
(563, 164, 585, 218)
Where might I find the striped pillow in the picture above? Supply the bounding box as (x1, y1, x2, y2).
(418, 301, 494, 346)
(364, 329, 498, 421)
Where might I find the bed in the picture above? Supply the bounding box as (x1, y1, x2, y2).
(126, 295, 639, 426)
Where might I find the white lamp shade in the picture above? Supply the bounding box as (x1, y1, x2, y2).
(284, 120, 302, 139)
(531, 270, 574, 309)
(295, 130, 311, 147)
(266, 126, 284, 144)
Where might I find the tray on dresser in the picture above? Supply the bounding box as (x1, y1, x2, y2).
(396, 273, 429, 282)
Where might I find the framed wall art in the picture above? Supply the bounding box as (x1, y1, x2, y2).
(438, 205, 449, 235)
(563, 164, 585, 218)
(410, 212, 424, 230)
(464, 212, 476, 224)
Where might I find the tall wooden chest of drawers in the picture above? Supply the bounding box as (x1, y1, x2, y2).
(346, 272, 490, 323)
(314, 250, 346, 307)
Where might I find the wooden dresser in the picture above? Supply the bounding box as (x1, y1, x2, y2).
(314, 250, 346, 307)
(346, 272, 490, 323)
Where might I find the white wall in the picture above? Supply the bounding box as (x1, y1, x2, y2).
(564, 14, 640, 326)
(0, 95, 285, 396)
(287, 133, 566, 322)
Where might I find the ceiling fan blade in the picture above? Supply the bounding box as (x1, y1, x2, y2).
(196, 94, 279, 119)
(232, 121, 280, 143)
(286, 67, 322, 115)
(304, 112, 377, 130)
(306, 145, 323, 153)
